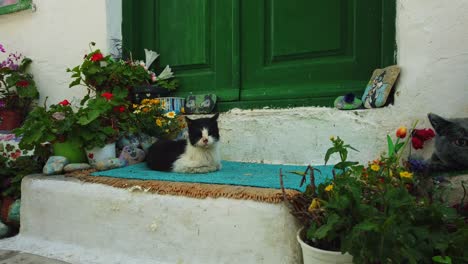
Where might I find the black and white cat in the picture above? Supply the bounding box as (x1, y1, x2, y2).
(146, 113, 221, 173)
(427, 113, 468, 172)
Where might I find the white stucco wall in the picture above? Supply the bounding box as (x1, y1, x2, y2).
(0, 0, 110, 105)
(1, 0, 467, 165)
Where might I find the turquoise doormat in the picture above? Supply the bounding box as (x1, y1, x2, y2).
(91, 161, 334, 192)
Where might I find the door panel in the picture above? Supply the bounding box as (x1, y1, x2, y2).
(240, 0, 382, 101)
(123, 0, 239, 101)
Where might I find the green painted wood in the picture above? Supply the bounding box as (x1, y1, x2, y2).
(240, 0, 386, 102)
(122, 0, 240, 102)
(123, 0, 396, 110)
(0, 0, 31, 15)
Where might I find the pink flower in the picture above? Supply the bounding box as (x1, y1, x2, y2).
(0, 44, 5, 53)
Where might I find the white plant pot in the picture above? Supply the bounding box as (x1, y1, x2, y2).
(85, 142, 116, 166)
(297, 229, 353, 264)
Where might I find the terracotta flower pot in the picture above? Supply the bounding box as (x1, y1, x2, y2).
(0, 110, 23, 131)
(297, 228, 353, 264)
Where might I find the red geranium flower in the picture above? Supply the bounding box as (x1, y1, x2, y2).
(113, 106, 125, 113)
(59, 100, 70, 106)
(16, 80, 29, 87)
(411, 136, 424, 150)
(90, 52, 104, 62)
(101, 92, 113, 100)
(413, 129, 435, 141)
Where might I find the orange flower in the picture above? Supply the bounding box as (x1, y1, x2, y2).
(396, 126, 407, 138)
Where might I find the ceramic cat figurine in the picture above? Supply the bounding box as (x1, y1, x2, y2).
(146, 113, 221, 173)
(427, 113, 468, 172)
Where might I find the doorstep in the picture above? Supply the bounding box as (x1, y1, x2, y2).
(0, 249, 70, 264)
(0, 175, 301, 264)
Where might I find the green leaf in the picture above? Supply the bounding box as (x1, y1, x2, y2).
(314, 214, 340, 239)
(324, 147, 337, 165)
(387, 135, 395, 156)
(288, 170, 307, 176)
(334, 161, 358, 170)
(343, 144, 359, 152)
(394, 142, 405, 153)
(69, 78, 81, 88)
(432, 256, 452, 264)
(354, 221, 379, 232)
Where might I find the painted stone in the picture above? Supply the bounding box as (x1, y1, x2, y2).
(117, 134, 140, 149)
(86, 143, 116, 166)
(361, 65, 400, 108)
(43, 156, 69, 175)
(7, 199, 20, 224)
(0, 220, 8, 238)
(119, 145, 146, 165)
(138, 133, 157, 153)
(334, 93, 363, 110)
(94, 158, 126, 171)
(63, 163, 92, 172)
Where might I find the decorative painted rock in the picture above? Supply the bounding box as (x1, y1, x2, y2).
(334, 93, 363, 110)
(94, 158, 126, 171)
(361, 65, 400, 108)
(117, 134, 140, 149)
(0, 220, 9, 238)
(7, 199, 20, 224)
(119, 145, 146, 165)
(138, 133, 157, 153)
(63, 163, 92, 172)
(43, 156, 69, 175)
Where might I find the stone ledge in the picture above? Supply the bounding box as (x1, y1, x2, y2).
(0, 175, 301, 264)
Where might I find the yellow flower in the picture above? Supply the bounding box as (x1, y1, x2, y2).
(133, 110, 141, 114)
(165, 111, 176, 118)
(308, 198, 320, 212)
(156, 119, 163, 127)
(330, 136, 335, 141)
(181, 107, 185, 114)
(325, 184, 333, 192)
(399, 171, 413, 179)
(370, 164, 380, 171)
(132, 104, 138, 109)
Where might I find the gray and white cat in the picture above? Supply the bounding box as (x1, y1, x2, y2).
(427, 113, 468, 172)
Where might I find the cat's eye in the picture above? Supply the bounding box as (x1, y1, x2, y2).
(454, 138, 468, 147)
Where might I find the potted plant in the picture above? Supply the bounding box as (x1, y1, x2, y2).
(75, 88, 138, 165)
(132, 98, 186, 139)
(282, 123, 468, 263)
(67, 42, 178, 104)
(13, 99, 87, 163)
(0, 44, 39, 130)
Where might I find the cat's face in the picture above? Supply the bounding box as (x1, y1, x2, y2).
(185, 113, 220, 148)
(428, 113, 468, 167)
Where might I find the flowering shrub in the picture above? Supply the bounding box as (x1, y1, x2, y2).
(0, 43, 39, 113)
(13, 99, 82, 152)
(67, 42, 177, 94)
(132, 98, 185, 139)
(282, 123, 468, 263)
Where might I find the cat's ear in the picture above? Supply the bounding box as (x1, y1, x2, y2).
(428, 113, 452, 135)
(211, 113, 219, 121)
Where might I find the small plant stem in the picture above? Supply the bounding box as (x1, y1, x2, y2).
(395, 120, 419, 164)
(309, 166, 316, 195)
(279, 168, 287, 201)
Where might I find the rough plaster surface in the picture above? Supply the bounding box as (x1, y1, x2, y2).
(1, 0, 467, 164)
(0, 175, 301, 264)
(0, 0, 109, 106)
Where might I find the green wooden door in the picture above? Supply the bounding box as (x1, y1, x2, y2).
(122, 0, 240, 101)
(239, 0, 391, 107)
(123, 0, 395, 109)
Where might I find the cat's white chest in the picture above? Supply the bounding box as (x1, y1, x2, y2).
(172, 143, 221, 173)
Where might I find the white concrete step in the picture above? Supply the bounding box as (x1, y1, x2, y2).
(0, 175, 301, 264)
